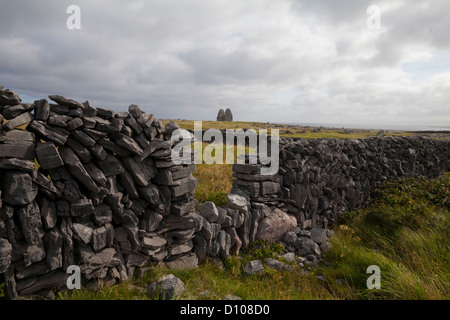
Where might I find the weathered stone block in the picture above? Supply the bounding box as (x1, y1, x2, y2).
(48, 95, 84, 109)
(44, 228, 63, 270)
(110, 132, 143, 155)
(121, 156, 156, 186)
(59, 147, 101, 193)
(0, 130, 36, 160)
(1, 171, 38, 205)
(28, 120, 68, 146)
(170, 176, 197, 198)
(72, 223, 93, 244)
(36, 141, 64, 169)
(198, 201, 219, 223)
(0, 88, 21, 106)
(70, 197, 94, 217)
(0, 158, 34, 171)
(256, 208, 297, 242)
(3, 112, 33, 131)
(92, 226, 107, 251)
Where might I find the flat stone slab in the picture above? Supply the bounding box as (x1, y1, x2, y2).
(48, 95, 85, 109)
(244, 259, 264, 275)
(0, 158, 34, 171)
(36, 141, 64, 169)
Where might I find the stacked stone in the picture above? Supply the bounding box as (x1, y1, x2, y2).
(0, 87, 199, 298)
(281, 226, 334, 268)
(192, 193, 248, 263)
(232, 136, 450, 231)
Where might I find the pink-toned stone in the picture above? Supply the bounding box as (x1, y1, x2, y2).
(255, 208, 297, 242)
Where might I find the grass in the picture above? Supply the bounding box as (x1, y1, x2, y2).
(57, 173, 450, 300)
(192, 142, 255, 206)
(317, 173, 450, 299)
(162, 119, 414, 140)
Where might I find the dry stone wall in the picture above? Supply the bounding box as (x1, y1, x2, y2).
(0, 87, 202, 299)
(1, 86, 449, 299)
(232, 136, 450, 230)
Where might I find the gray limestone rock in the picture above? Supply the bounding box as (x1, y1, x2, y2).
(264, 258, 292, 272)
(0, 158, 34, 171)
(38, 197, 57, 230)
(2, 104, 33, 120)
(143, 234, 167, 250)
(43, 227, 63, 270)
(93, 204, 113, 225)
(128, 104, 143, 119)
(282, 231, 297, 246)
(95, 153, 124, 177)
(282, 252, 296, 263)
(70, 197, 94, 217)
(0, 88, 22, 106)
(140, 210, 163, 232)
(170, 176, 198, 198)
(17, 201, 45, 246)
(18, 270, 68, 295)
(1, 171, 38, 205)
(0, 238, 12, 273)
(59, 147, 101, 193)
(310, 228, 327, 244)
(92, 226, 107, 251)
(146, 274, 188, 300)
(169, 241, 193, 257)
(296, 238, 321, 257)
(72, 223, 93, 244)
(256, 209, 297, 242)
(121, 157, 156, 186)
(164, 252, 198, 270)
(71, 130, 96, 147)
(66, 117, 84, 131)
(97, 137, 131, 157)
(28, 120, 68, 146)
(198, 201, 219, 223)
(110, 132, 143, 155)
(3, 112, 33, 131)
(23, 242, 47, 267)
(244, 260, 264, 275)
(36, 141, 64, 169)
(48, 95, 84, 109)
(227, 193, 248, 214)
(0, 130, 36, 160)
(65, 137, 92, 163)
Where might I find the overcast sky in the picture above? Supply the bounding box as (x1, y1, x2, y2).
(1, 0, 449, 129)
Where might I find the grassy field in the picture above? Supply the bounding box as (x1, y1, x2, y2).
(162, 119, 412, 140)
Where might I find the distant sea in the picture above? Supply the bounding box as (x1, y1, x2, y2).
(280, 122, 450, 132)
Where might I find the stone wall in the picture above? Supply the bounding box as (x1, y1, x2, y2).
(0, 88, 203, 299)
(1, 86, 449, 299)
(231, 136, 450, 231)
